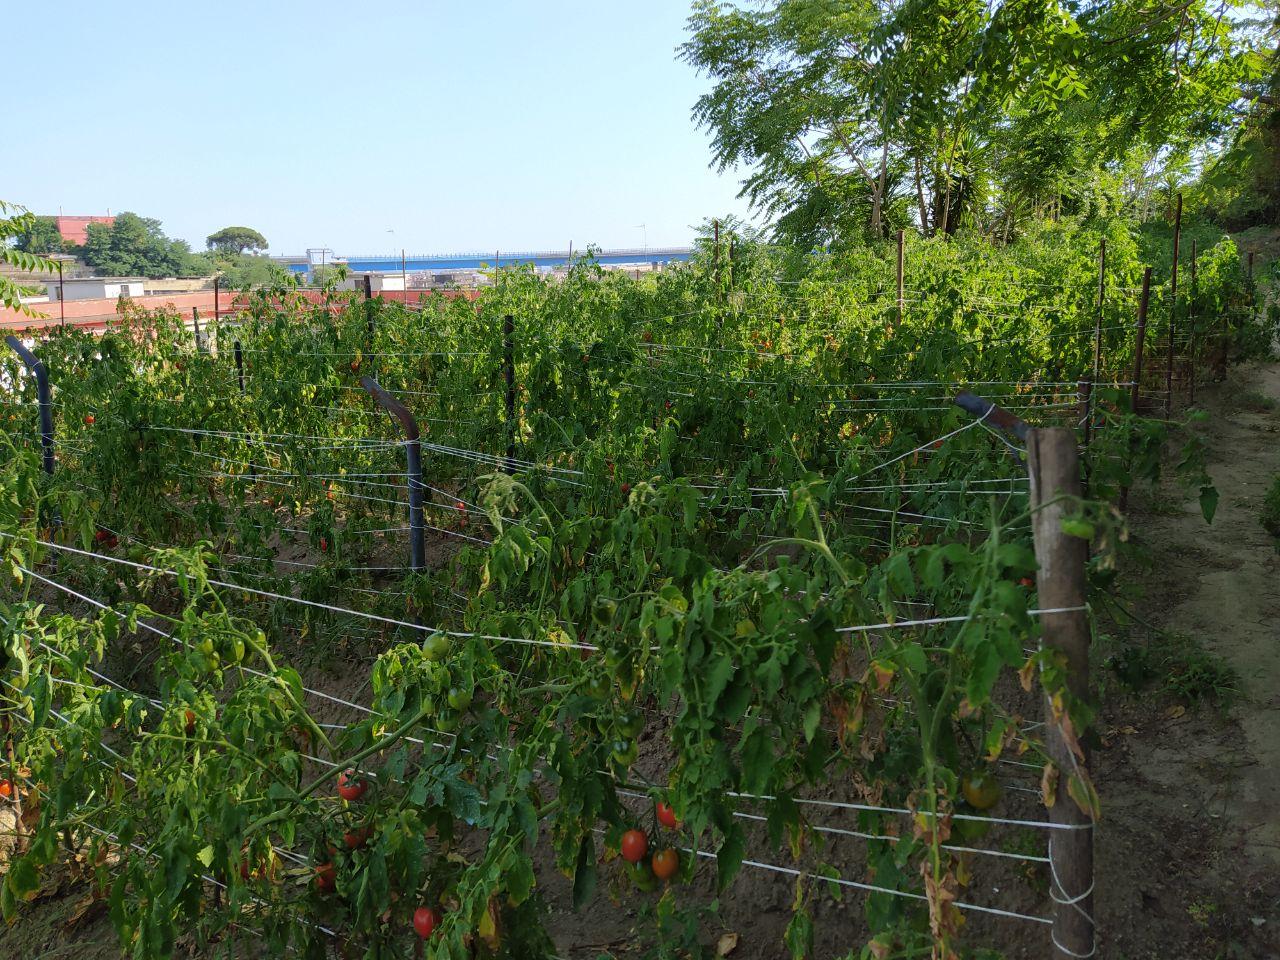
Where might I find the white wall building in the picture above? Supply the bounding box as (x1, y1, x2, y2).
(46, 277, 145, 302)
(335, 273, 407, 293)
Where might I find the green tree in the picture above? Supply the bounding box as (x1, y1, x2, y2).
(682, 0, 1266, 244)
(80, 213, 209, 279)
(0, 201, 57, 313)
(206, 226, 268, 255)
(12, 215, 65, 255)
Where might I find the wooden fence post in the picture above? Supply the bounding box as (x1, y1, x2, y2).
(1028, 428, 1096, 960)
(1120, 268, 1152, 514)
(503, 314, 515, 473)
(1078, 379, 1093, 449)
(1130, 268, 1152, 416)
(1165, 194, 1181, 417)
(896, 228, 905, 328)
(1188, 240, 1197, 405)
(1092, 239, 1105, 386)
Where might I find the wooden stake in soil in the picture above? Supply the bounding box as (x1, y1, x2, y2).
(1027, 427, 1096, 960)
(1092, 239, 1105, 387)
(1078, 378, 1093, 450)
(896, 228, 905, 328)
(1130, 268, 1152, 416)
(1188, 240, 1198, 404)
(1120, 267, 1152, 514)
(1166, 193, 1182, 417)
(503, 313, 516, 472)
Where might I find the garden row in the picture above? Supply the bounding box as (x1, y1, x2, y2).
(0, 222, 1268, 959)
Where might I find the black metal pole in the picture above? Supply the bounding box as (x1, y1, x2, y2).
(6, 336, 54, 477)
(503, 314, 515, 472)
(360, 376, 425, 572)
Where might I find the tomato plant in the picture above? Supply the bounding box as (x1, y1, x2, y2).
(0, 227, 1254, 959)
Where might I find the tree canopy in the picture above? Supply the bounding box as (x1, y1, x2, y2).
(206, 226, 268, 255)
(0, 201, 57, 312)
(682, 0, 1274, 245)
(11, 215, 65, 255)
(81, 213, 211, 279)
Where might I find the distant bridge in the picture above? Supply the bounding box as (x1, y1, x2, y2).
(273, 247, 694, 275)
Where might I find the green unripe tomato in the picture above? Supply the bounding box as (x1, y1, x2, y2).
(610, 739, 638, 767)
(615, 710, 644, 739)
(584, 675, 611, 701)
(591, 597, 617, 626)
(447, 686, 473, 712)
(423, 633, 450, 662)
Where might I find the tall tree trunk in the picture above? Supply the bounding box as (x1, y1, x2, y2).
(872, 133, 890, 237)
(915, 156, 930, 235)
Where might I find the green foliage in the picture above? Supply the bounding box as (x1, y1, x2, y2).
(212, 253, 285, 290)
(0, 227, 1259, 958)
(682, 0, 1272, 244)
(10, 215, 65, 255)
(206, 226, 268, 255)
(0, 201, 57, 312)
(1262, 473, 1280, 540)
(80, 212, 211, 279)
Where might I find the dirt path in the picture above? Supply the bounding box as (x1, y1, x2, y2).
(1095, 360, 1280, 959)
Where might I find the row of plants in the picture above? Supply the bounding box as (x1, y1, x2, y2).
(0, 225, 1266, 959)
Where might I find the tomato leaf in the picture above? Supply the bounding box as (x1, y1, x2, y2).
(571, 835, 596, 909)
(717, 823, 745, 892)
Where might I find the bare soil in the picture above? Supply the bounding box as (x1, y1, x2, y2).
(1089, 360, 1280, 960)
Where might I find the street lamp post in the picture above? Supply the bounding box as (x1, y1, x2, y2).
(48, 254, 75, 328)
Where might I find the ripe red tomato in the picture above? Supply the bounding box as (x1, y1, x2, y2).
(337, 769, 367, 802)
(413, 905, 442, 938)
(83, 414, 95, 426)
(655, 801, 678, 830)
(314, 862, 336, 893)
(343, 826, 371, 850)
(651, 848, 679, 881)
(350, 360, 360, 372)
(0, 780, 12, 799)
(620, 483, 631, 496)
(620, 828, 648, 864)
(1019, 577, 1035, 588)
(319, 537, 329, 553)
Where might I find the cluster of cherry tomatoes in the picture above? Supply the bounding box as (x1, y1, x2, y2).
(316, 769, 448, 940)
(619, 800, 683, 889)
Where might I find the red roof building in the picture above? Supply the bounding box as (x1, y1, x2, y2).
(53, 215, 115, 246)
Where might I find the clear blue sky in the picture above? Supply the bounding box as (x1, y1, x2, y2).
(4, 1, 753, 255)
